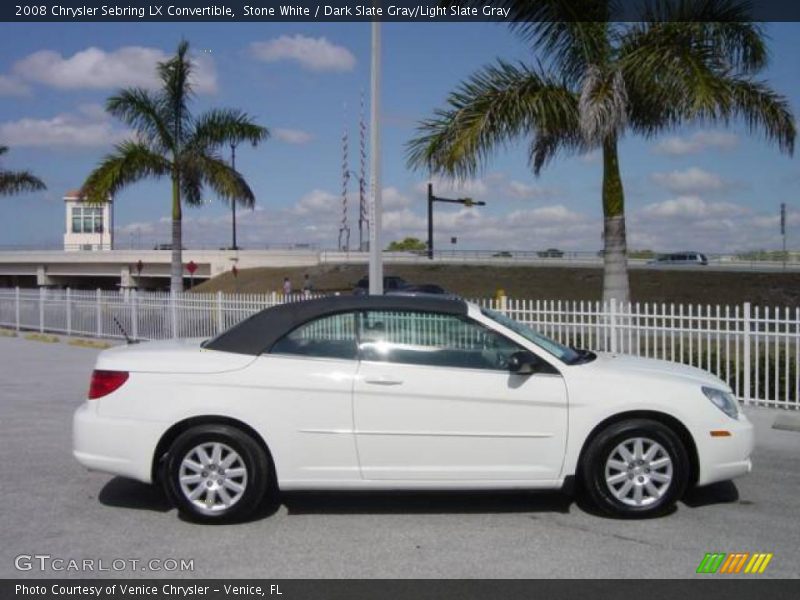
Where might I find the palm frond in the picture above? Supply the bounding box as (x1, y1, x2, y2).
(182, 152, 256, 208)
(579, 65, 628, 145)
(407, 60, 579, 178)
(190, 109, 269, 152)
(158, 40, 193, 147)
(82, 140, 171, 203)
(637, 0, 766, 73)
(106, 88, 173, 153)
(0, 171, 46, 196)
(446, 1, 613, 82)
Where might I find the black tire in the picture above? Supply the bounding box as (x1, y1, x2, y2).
(581, 419, 690, 518)
(163, 424, 271, 523)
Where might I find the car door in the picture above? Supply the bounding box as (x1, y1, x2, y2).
(250, 311, 360, 484)
(353, 310, 568, 482)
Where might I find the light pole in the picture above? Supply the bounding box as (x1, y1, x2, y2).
(368, 18, 383, 295)
(427, 182, 486, 259)
(230, 141, 238, 251)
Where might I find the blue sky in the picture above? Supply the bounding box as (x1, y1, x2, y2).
(0, 21, 798, 253)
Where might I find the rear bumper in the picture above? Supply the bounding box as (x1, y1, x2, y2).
(73, 402, 165, 484)
(695, 414, 755, 487)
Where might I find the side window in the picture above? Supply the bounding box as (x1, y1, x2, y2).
(359, 310, 523, 371)
(270, 312, 357, 360)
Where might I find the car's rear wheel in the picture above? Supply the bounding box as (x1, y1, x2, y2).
(164, 424, 270, 523)
(581, 419, 689, 518)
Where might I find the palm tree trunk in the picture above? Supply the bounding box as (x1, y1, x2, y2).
(170, 176, 183, 293)
(601, 135, 630, 305)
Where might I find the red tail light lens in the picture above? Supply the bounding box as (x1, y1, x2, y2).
(88, 370, 129, 399)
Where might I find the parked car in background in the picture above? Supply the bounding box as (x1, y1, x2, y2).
(538, 248, 564, 258)
(386, 283, 449, 296)
(493, 251, 513, 258)
(74, 295, 753, 523)
(649, 252, 708, 266)
(353, 275, 408, 295)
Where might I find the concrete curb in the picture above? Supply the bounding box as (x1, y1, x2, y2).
(772, 414, 800, 433)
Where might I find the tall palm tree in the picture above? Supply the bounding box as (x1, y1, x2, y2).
(0, 146, 46, 196)
(84, 41, 269, 292)
(408, 0, 795, 303)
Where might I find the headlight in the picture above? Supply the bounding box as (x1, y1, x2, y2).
(702, 386, 739, 420)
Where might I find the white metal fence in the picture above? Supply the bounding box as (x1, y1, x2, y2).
(0, 288, 797, 410)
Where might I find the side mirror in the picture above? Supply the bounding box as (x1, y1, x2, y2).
(508, 351, 540, 375)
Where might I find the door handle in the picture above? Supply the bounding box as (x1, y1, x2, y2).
(364, 377, 403, 386)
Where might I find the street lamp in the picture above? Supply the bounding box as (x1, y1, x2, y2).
(427, 182, 486, 259)
(230, 141, 238, 251)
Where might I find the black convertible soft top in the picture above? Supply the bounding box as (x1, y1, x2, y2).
(203, 295, 468, 356)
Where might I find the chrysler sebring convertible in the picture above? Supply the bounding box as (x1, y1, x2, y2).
(73, 295, 753, 522)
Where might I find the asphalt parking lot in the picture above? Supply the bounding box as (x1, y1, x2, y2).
(1, 335, 798, 579)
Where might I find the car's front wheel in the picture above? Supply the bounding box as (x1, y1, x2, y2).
(163, 424, 270, 523)
(581, 419, 690, 518)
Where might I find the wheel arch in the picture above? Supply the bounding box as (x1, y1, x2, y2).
(574, 410, 699, 487)
(151, 415, 275, 486)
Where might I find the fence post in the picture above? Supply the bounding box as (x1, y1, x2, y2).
(96, 288, 102, 337)
(609, 299, 618, 354)
(131, 289, 138, 341)
(39, 286, 45, 333)
(743, 302, 751, 405)
(14, 286, 20, 332)
(216, 291, 224, 333)
(66, 288, 72, 337)
(170, 292, 178, 338)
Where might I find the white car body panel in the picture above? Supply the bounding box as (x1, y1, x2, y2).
(74, 301, 754, 494)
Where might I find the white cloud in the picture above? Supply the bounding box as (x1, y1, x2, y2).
(382, 187, 413, 210)
(0, 75, 29, 96)
(11, 46, 217, 93)
(274, 128, 313, 144)
(0, 107, 128, 147)
(640, 195, 749, 219)
(249, 35, 356, 72)
(650, 167, 728, 194)
(653, 130, 738, 156)
(290, 189, 340, 216)
(507, 180, 555, 200)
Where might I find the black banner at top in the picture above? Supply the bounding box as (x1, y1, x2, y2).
(2, 0, 800, 23)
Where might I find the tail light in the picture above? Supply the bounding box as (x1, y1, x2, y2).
(88, 370, 129, 399)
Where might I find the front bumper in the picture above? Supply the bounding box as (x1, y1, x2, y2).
(73, 402, 166, 484)
(695, 412, 755, 487)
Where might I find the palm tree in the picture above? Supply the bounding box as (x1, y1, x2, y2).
(408, 0, 795, 303)
(0, 146, 46, 196)
(84, 41, 269, 292)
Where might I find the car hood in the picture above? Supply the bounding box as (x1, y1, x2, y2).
(580, 352, 728, 390)
(95, 338, 256, 374)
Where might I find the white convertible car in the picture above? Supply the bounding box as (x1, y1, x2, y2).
(73, 295, 753, 522)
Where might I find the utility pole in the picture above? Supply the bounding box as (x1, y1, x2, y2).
(427, 182, 486, 259)
(230, 141, 238, 251)
(781, 202, 787, 270)
(368, 18, 383, 294)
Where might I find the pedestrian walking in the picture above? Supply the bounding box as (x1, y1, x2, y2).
(282, 277, 292, 296)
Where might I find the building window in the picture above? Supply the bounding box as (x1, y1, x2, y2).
(71, 206, 104, 234)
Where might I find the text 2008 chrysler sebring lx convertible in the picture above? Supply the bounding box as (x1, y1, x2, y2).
(74, 295, 753, 522)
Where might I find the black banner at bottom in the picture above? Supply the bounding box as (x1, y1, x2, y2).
(4, 580, 800, 600)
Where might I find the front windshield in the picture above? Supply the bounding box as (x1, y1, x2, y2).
(481, 307, 582, 364)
